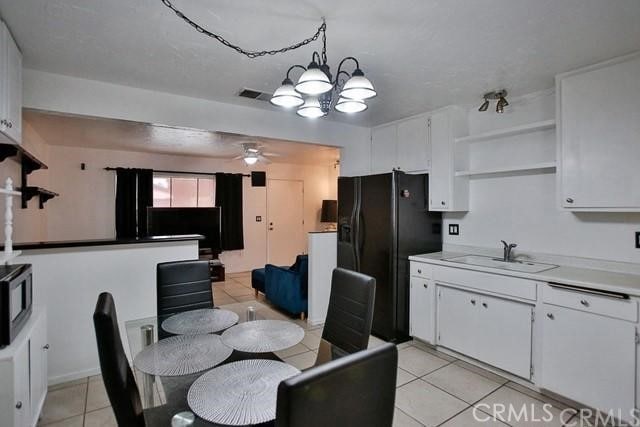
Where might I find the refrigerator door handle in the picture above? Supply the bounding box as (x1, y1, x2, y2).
(353, 178, 362, 271)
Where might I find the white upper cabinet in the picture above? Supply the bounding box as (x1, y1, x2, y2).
(429, 107, 468, 211)
(369, 114, 432, 175)
(397, 116, 430, 172)
(340, 140, 371, 177)
(370, 124, 397, 174)
(557, 52, 640, 211)
(0, 20, 22, 145)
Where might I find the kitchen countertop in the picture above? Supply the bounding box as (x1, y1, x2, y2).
(2, 234, 204, 251)
(410, 251, 640, 297)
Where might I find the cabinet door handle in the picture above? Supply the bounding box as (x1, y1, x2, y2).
(470, 299, 476, 305)
(546, 313, 554, 320)
(15, 401, 22, 409)
(417, 269, 422, 274)
(580, 299, 589, 307)
(43, 344, 50, 350)
(566, 197, 574, 203)
(423, 283, 428, 289)
(482, 302, 488, 308)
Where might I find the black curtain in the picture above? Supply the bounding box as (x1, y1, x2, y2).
(137, 169, 153, 237)
(115, 168, 153, 239)
(215, 173, 244, 250)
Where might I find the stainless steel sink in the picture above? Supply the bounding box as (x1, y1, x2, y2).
(443, 255, 558, 273)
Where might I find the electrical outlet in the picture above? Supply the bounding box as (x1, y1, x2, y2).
(448, 224, 459, 235)
(256, 216, 262, 222)
(636, 231, 640, 249)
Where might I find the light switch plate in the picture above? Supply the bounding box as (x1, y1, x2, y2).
(448, 224, 459, 235)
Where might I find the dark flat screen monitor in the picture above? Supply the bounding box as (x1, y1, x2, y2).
(147, 207, 222, 251)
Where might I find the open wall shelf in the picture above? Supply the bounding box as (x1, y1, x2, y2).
(19, 187, 59, 209)
(455, 162, 557, 177)
(455, 120, 556, 144)
(0, 143, 48, 174)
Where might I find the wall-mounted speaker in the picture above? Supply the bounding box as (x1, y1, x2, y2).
(251, 171, 266, 187)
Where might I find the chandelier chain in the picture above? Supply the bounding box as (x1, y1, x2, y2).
(160, 0, 326, 59)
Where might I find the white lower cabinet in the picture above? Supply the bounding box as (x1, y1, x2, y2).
(409, 277, 435, 344)
(540, 304, 636, 420)
(437, 285, 533, 379)
(0, 310, 48, 427)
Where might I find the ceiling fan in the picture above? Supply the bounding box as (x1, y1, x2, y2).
(232, 142, 280, 165)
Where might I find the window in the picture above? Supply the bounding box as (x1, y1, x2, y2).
(153, 175, 215, 207)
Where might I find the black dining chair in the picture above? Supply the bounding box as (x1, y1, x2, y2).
(157, 260, 213, 325)
(93, 292, 146, 427)
(275, 342, 397, 427)
(320, 268, 376, 356)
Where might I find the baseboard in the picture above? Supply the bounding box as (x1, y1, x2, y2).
(307, 318, 324, 327)
(48, 367, 101, 386)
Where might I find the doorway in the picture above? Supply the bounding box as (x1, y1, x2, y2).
(267, 179, 305, 265)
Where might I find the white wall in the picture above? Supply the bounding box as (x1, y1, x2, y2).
(23, 69, 371, 150)
(18, 240, 199, 384)
(442, 90, 640, 264)
(38, 144, 336, 272)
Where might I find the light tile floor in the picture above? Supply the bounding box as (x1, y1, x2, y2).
(39, 271, 593, 427)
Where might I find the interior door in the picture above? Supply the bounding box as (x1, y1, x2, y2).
(267, 179, 305, 266)
(541, 304, 636, 417)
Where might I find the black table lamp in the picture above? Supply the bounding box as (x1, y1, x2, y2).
(321, 200, 337, 231)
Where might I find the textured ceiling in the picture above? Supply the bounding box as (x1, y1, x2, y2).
(24, 110, 340, 165)
(2, 0, 640, 126)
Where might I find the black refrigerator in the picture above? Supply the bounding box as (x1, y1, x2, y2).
(337, 171, 442, 342)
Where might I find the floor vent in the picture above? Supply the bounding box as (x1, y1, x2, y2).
(238, 88, 271, 102)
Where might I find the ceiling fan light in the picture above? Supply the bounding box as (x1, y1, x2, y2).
(270, 78, 304, 108)
(296, 97, 327, 119)
(339, 69, 376, 100)
(335, 97, 367, 114)
(295, 62, 333, 95)
(243, 155, 259, 165)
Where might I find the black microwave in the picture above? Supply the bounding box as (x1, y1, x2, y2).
(0, 264, 33, 347)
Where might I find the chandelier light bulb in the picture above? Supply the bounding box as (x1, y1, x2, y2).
(297, 96, 326, 118)
(295, 62, 333, 95)
(270, 78, 304, 108)
(335, 97, 367, 113)
(339, 69, 376, 100)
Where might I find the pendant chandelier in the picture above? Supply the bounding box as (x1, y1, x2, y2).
(270, 24, 376, 118)
(160, 1, 376, 119)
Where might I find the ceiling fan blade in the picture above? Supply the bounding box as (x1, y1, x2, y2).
(232, 155, 244, 160)
(258, 155, 272, 164)
(261, 152, 282, 157)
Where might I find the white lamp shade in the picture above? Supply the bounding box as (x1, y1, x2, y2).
(339, 75, 376, 100)
(295, 67, 333, 95)
(270, 82, 304, 108)
(243, 155, 259, 165)
(335, 97, 367, 113)
(296, 97, 326, 118)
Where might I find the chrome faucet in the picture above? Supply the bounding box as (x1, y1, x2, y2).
(501, 240, 518, 262)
